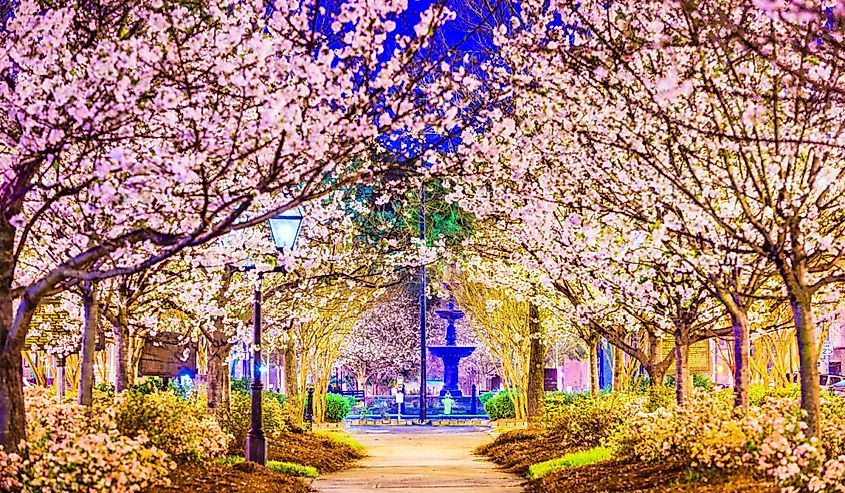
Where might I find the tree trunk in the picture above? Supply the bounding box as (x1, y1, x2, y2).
(791, 296, 821, 437)
(0, 218, 27, 453)
(355, 371, 367, 394)
(206, 342, 232, 412)
(113, 313, 130, 392)
(284, 342, 298, 399)
(730, 303, 750, 410)
(589, 338, 599, 397)
(674, 329, 691, 406)
(0, 349, 25, 454)
(613, 345, 626, 392)
(647, 332, 664, 386)
(78, 281, 98, 406)
(526, 303, 546, 429)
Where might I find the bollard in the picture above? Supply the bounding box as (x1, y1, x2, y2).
(305, 387, 315, 429)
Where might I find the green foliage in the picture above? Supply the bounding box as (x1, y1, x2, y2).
(664, 374, 714, 390)
(644, 384, 675, 411)
(94, 378, 170, 398)
(94, 382, 115, 396)
(748, 384, 801, 406)
(483, 391, 517, 420)
(544, 393, 626, 448)
(114, 389, 228, 463)
(167, 379, 195, 399)
(324, 393, 353, 422)
(527, 447, 612, 479)
(231, 376, 251, 394)
(692, 374, 715, 390)
(130, 377, 167, 395)
(217, 390, 295, 455)
(348, 177, 476, 252)
(265, 390, 288, 407)
(266, 461, 319, 478)
(214, 455, 245, 466)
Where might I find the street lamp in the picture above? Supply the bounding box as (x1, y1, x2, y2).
(244, 207, 303, 466)
(268, 208, 303, 251)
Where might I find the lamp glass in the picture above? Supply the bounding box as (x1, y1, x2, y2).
(268, 207, 303, 251)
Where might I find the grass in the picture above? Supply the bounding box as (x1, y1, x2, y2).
(213, 455, 245, 466)
(213, 455, 319, 478)
(267, 461, 319, 478)
(527, 446, 612, 479)
(315, 430, 364, 450)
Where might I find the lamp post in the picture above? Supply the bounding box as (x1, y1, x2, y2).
(419, 183, 428, 424)
(241, 207, 303, 466)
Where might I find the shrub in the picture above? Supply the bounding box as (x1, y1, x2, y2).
(94, 382, 116, 396)
(544, 392, 629, 448)
(692, 374, 714, 390)
(218, 390, 291, 454)
(527, 446, 612, 479)
(664, 374, 715, 390)
(0, 387, 174, 493)
(266, 390, 287, 407)
(130, 377, 167, 395)
(231, 376, 251, 393)
(748, 384, 800, 407)
(267, 461, 319, 478)
(324, 393, 353, 422)
(479, 391, 496, 404)
(609, 390, 845, 492)
(114, 389, 228, 464)
(483, 391, 517, 420)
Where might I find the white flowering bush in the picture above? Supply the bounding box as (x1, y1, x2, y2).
(610, 390, 845, 492)
(0, 387, 174, 493)
(114, 389, 229, 463)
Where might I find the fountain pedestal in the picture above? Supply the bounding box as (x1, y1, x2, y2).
(430, 298, 475, 397)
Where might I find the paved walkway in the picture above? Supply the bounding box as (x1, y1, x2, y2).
(312, 426, 524, 493)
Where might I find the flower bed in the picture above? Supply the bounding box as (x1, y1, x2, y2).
(479, 388, 845, 492)
(611, 391, 845, 492)
(115, 390, 228, 464)
(0, 388, 174, 493)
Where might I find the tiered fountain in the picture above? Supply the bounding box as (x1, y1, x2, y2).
(430, 297, 475, 397)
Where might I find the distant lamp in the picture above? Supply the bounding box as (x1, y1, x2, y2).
(717, 364, 726, 374)
(268, 207, 303, 252)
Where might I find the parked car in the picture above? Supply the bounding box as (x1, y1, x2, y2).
(832, 379, 845, 398)
(784, 372, 845, 390)
(821, 374, 845, 389)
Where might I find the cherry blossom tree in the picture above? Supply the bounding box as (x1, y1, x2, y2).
(447, 0, 845, 434)
(339, 285, 425, 394)
(0, 0, 475, 451)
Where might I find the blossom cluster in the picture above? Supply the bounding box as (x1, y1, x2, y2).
(610, 391, 845, 492)
(113, 390, 229, 464)
(0, 387, 174, 493)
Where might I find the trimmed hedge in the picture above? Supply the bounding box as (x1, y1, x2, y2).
(324, 393, 354, 422)
(482, 391, 517, 420)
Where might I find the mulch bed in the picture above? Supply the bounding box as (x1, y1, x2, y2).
(475, 429, 573, 474)
(268, 431, 366, 474)
(147, 461, 310, 493)
(147, 431, 364, 492)
(478, 430, 778, 493)
(526, 460, 779, 493)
